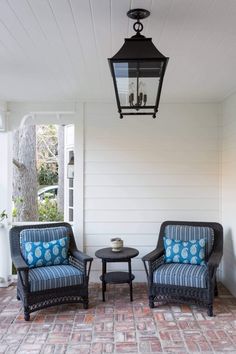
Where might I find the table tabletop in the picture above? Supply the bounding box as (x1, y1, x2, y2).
(95, 247, 139, 261)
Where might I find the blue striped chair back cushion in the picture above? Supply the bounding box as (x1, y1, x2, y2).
(153, 263, 207, 288)
(20, 226, 68, 246)
(164, 225, 214, 257)
(28, 265, 84, 292)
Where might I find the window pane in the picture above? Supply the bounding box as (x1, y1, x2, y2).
(69, 208, 73, 222)
(69, 189, 73, 207)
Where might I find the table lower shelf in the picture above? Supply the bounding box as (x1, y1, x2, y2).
(100, 271, 135, 284)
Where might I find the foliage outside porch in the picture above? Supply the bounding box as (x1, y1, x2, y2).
(12, 124, 65, 223)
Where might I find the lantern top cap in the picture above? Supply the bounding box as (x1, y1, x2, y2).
(109, 6, 168, 61)
(127, 8, 150, 20)
(127, 9, 150, 38)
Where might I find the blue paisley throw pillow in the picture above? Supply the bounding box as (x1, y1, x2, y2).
(22, 236, 69, 268)
(164, 237, 206, 265)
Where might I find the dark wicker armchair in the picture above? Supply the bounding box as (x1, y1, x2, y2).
(10, 222, 93, 321)
(142, 221, 223, 316)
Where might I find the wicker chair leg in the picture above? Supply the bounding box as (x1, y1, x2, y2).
(149, 296, 154, 308)
(24, 308, 30, 321)
(83, 298, 89, 310)
(207, 304, 213, 317)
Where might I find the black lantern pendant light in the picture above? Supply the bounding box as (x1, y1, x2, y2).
(108, 8, 169, 119)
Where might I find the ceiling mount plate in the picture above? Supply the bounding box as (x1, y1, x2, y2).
(127, 8, 150, 20)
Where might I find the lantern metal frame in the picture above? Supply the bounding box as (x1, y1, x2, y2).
(108, 8, 169, 119)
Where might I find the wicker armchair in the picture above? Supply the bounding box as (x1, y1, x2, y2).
(142, 221, 223, 316)
(10, 222, 93, 321)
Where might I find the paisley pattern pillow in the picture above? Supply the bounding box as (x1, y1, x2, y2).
(22, 236, 69, 268)
(164, 236, 206, 265)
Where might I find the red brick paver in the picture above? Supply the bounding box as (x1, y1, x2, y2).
(0, 282, 235, 353)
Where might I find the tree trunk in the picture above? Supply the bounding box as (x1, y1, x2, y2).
(57, 125, 64, 216)
(13, 125, 38, 221)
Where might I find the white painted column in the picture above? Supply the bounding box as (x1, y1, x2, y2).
(73, 102, 84, 251)
(0, 131, 12, 285)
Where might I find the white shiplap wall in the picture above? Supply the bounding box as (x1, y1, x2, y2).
(221, 93, 236, 296)
(84, 102, 220, 281)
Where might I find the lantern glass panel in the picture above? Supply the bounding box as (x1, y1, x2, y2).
(113, 60, 165, 109)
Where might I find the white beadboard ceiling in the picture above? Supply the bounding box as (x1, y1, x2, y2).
(0, 0, 236, 102)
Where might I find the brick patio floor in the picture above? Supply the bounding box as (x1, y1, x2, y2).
(0, 283, 235, 353)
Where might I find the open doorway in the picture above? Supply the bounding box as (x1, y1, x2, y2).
(12, 123, 74, 223)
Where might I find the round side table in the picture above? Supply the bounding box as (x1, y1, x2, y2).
(95, 247, 139, 302)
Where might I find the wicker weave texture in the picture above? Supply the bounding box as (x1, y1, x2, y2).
(142, 221, 223, 317)
(10, 222, 93, 321)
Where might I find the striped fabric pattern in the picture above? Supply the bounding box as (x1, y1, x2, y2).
(164, 225, 214, 257)
(20, 227, 68, 252)
(153, 263, 208, 288)
(29, 265, 84, 292)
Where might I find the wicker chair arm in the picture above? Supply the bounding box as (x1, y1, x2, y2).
(207, 251, 222, 270)
(142, 248, 164, 262)
(12, 255, 29, 271)
(70, 249, 93, 277)
(142, 248, 164, 279)
(71, 249, 93, 262)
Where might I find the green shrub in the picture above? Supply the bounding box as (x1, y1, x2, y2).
(38, 198, 63, 222)
(38, 164, 58, 186)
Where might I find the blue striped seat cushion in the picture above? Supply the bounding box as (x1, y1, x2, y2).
(29, 265, 84, 292)
(164, 225, 214, 257)
(153, 263, 208, 288)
